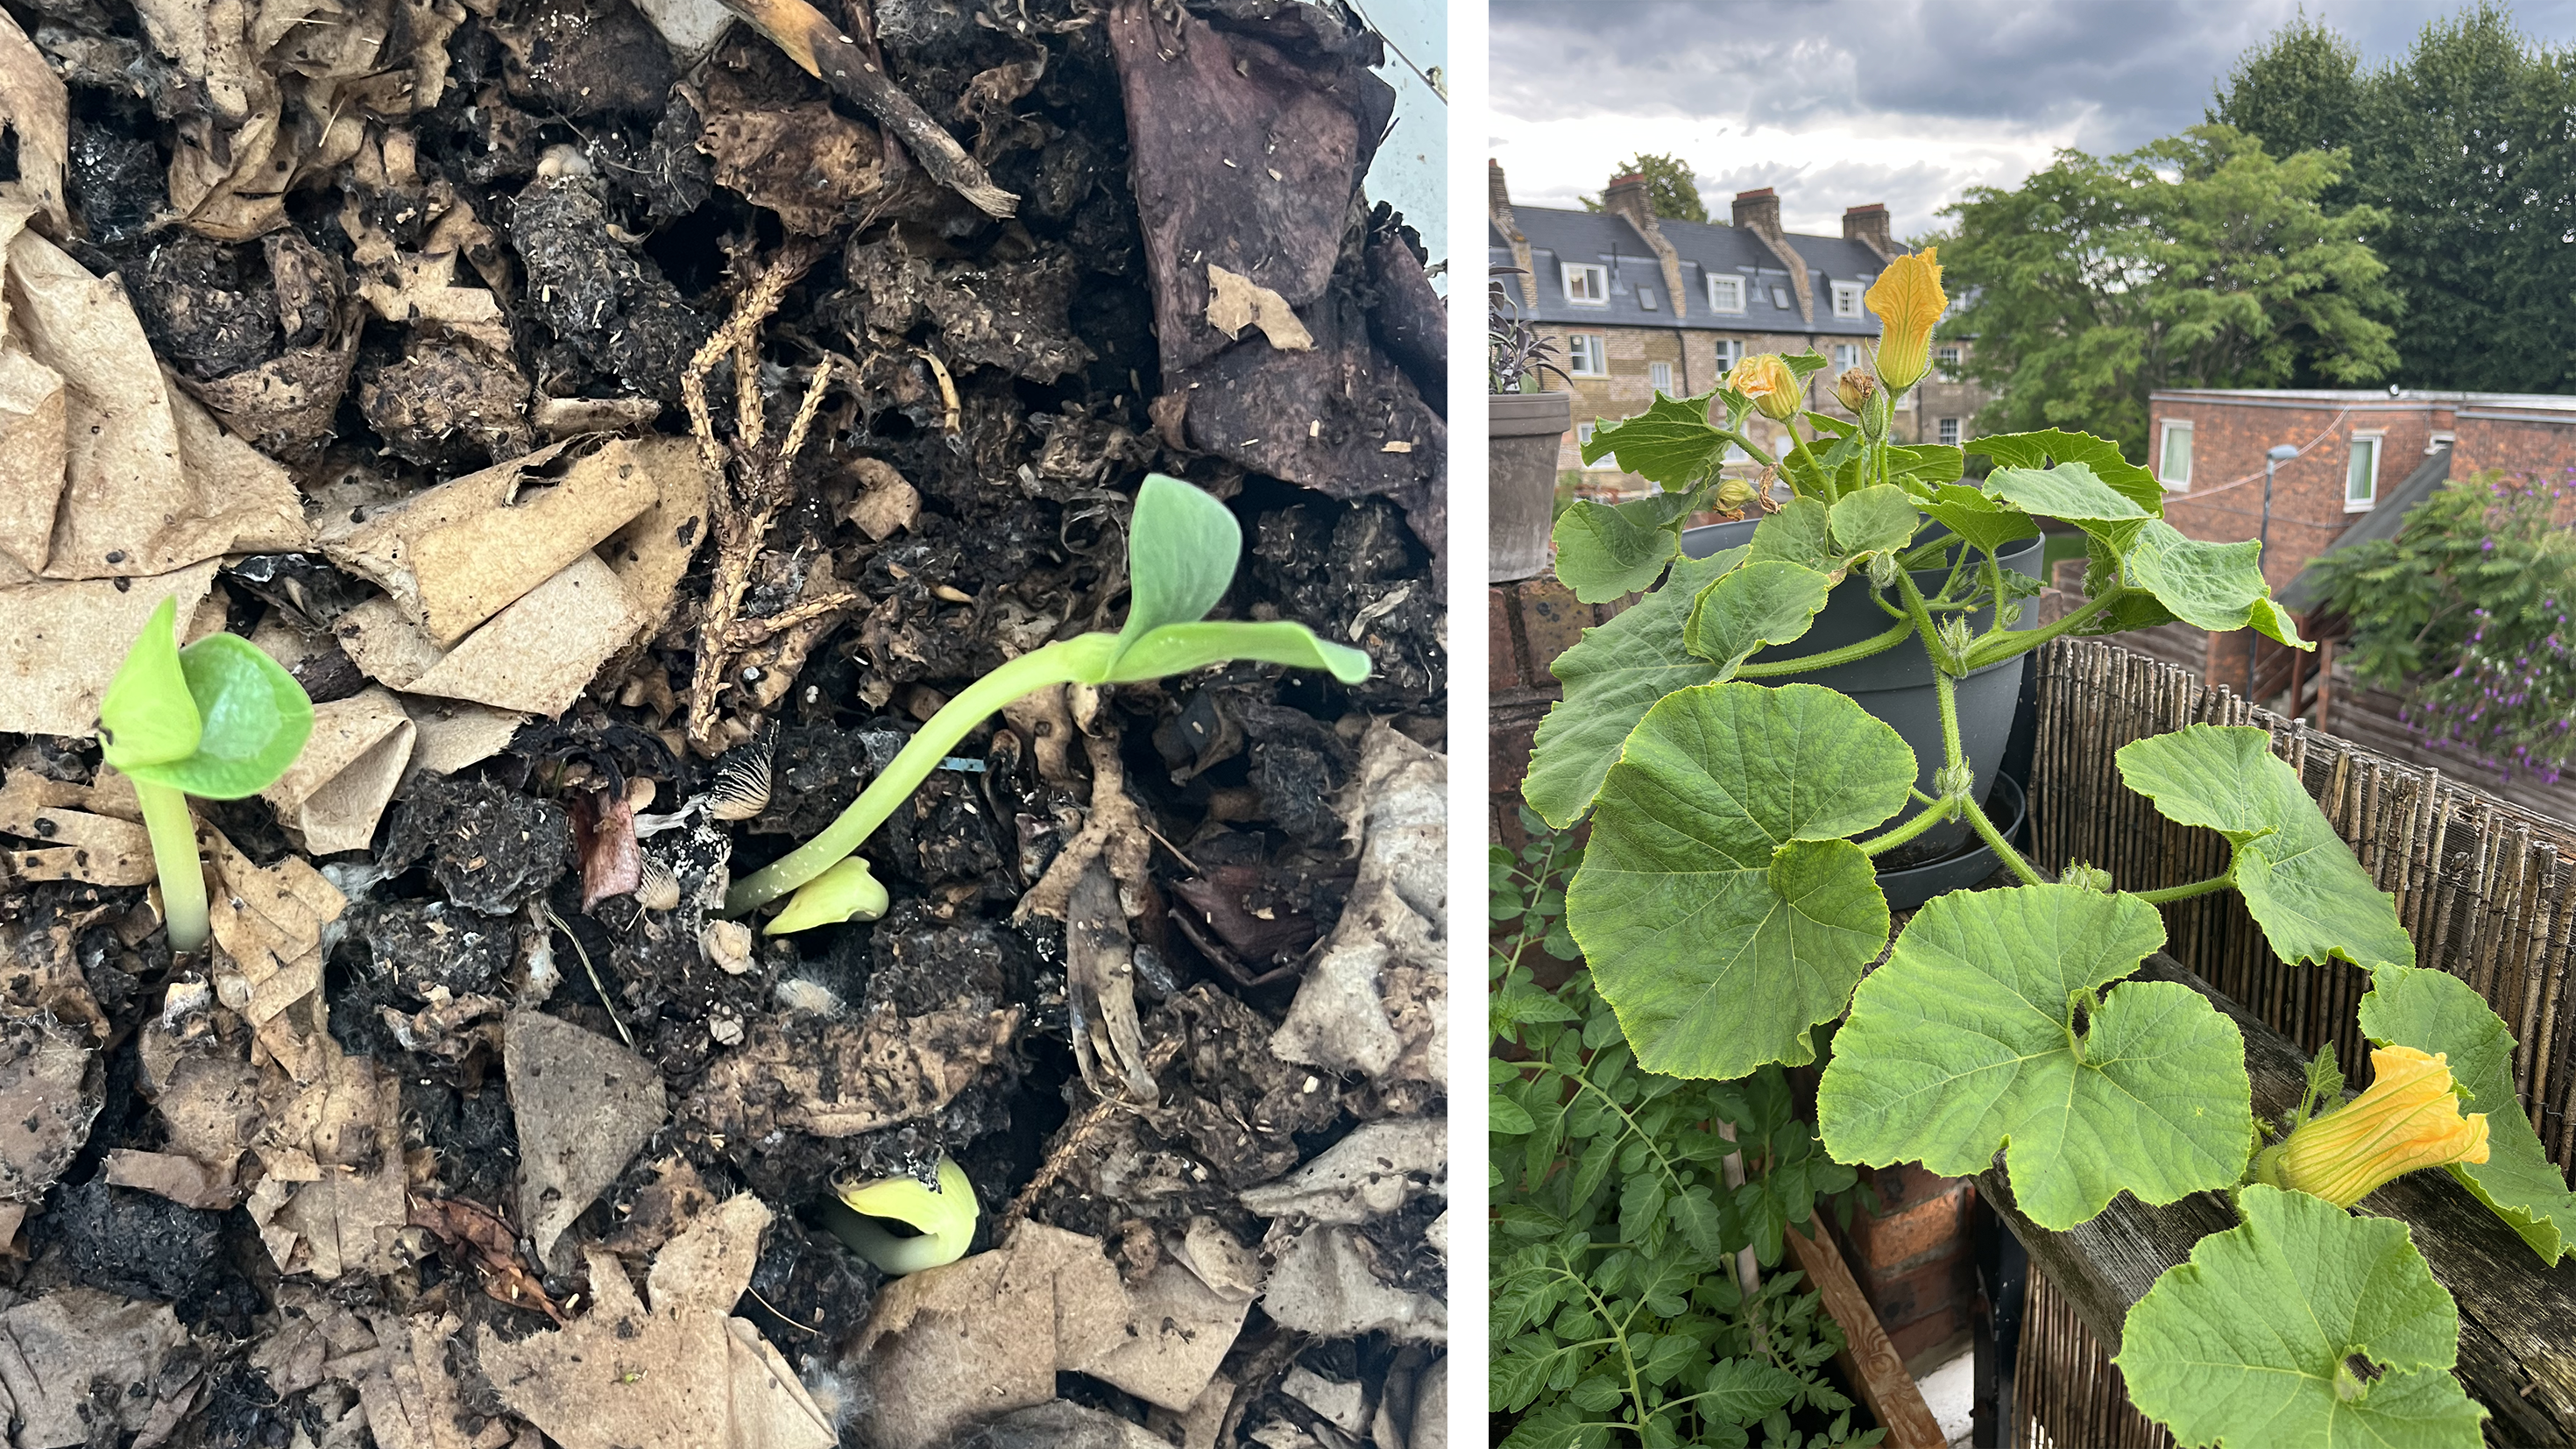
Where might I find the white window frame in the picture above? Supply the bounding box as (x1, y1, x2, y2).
(2346, 432, 2383, 511)
(1649, 361, 1674, 394)
(1831, 343, 1860, 372)
(1707, 274, 1746, 314)
(1565, 333, 1609, 377)
(1936, 345, 1963, 381)
(2427, 430, 2456, 455)
(1576, 421, 1597, 447)
(1937, 417, 1962, 446)
(2158, 419, 2194, 491)
(1562, 263, 1609, 306)
(1831, 281, 1865, 318)
(1637, 286, 1658, 312)
(1711, 338, 1741, 371)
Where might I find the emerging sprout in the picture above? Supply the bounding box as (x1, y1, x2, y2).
(99, 597, 315, 954)
(761, 856, 888, 936)
(824, 1155, 977, 1275)
(729, 474, 1369, 929)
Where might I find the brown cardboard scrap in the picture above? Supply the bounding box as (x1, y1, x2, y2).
(400, 695, 528, 778)
(1237, 1118, 1444, 1226)
(0, 560, 220, 739)
(477, 1194, 836, 1449)
(595, 435, 711, 640)
(0, 1290, 196, 1449)
(263, 687, 417, 855)
(503, 1009, 665, 1270)
(850, 1222, 1129, 1449)
(0, 342, 66, 576)
(1072, 1230, 1259, 1411)
(0, 208, 308, 582)
(1258, 1224, 1444, 1344)
(103, 1146, 240, 1210)
(0, 1014, 102, 1206)
(0, 18, 67, 234)
(319, 439, 659, 647)
(244, 1038, 407, 1280)
(1206, 265, 1314, 352)
(354, 1312, 485, 1449)
(338, 553, 648, 717)
(205, 827, 345, 1041)
(0, 767, 154, 885)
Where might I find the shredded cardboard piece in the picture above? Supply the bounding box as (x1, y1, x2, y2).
(244, 1037, 407, 1280)
(354, 1312, 485, 1449)
(686, 1000, 1020, 1141)
(1239, 1118, 1444, 1226)
(0, 767, 153, 884)
(477, 1194, 836, 1449)
(341, 135, 510, 352)
(952, 1402, 1174, 1449)
(0, 1289, 196, 1449)
(1259, 1223, 1445, 1344)
(400, 696, 528, 778)
(337, 552, 648, 717)
(103, 1146, 239, 1210)
(596, 435, 712, 641)
(0, 22, 67, 235)
(0, 207, 308, 582)
(0, 560, 221, 739)
(504, 1009, 667, 1270)
(263, 687, 416, 855)
(1206, 265, 1314, 352)
(1270, 724, 1446, 1085)
(839, 457, 920, 542)
(205, 827, 346, 1080)
(0, 1014, 101, 1206)
(319, 440, 659, 648)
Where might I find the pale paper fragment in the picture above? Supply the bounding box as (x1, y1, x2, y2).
(0, 344, 66, 574)
(337, 553, 645, 716)
(1207, 264, 1314, 351)
(0, 17, 67, 233)
(263, 687, 416, 854)
(0, 560, 219, 737)
(596, 435, 711, 638)
(399, 695, 527, 778)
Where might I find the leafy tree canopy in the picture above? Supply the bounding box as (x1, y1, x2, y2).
(1936, 124, 2398, 462)
(1579, 152, 1709, 223)
(2212, 4, 2576, 393)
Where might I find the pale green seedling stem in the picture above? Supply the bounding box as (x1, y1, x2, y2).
(725, 639, 1093, 915)
(136, 781, 209, 952)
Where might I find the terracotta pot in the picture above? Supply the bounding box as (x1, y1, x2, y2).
(1490, 391, 1572, 583)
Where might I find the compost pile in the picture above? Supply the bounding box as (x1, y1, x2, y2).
(0, 0, 1448, 1442)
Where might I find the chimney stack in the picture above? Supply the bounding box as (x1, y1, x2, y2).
(1600, 173, 1687, 319)
(1489, 159, 1538, 307)
(1730, 187, 1811, 325)
(1843, 202, 1897, 261)
(1732, 187, 1782, 236)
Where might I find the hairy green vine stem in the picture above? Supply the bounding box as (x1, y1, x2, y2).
(1731, 617, 1914, 679)
(2134, 865, 2239, 906)
(1858, 795, 1957, 858)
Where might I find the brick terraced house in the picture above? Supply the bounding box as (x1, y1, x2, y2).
(1488, 160, 1992, 491)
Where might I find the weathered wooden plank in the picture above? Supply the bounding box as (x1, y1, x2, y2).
(1784, 1217, 1945, 1449)
(1982, 951, 2576, 1447)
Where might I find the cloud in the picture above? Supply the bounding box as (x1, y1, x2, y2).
(1490, 0, 2576, 237)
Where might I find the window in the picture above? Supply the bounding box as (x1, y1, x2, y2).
(1565, 334, 1608, 376)
(2427, 431, 2456, 455)
(1936, 346, 1962, 381)
(1708, 274, 1746, 313)
(1576, 422, 1597, 447)
(1938, 417, 1961, 446)
(1712, 338, 1741, 371)
(1638, 286, 1658, 311)
(1649, 362, 1674, 394)
(2158, 419, 2194, 491)
(1831, 281, 1865, 318)
(1562, 263, 1608, 305)
(1831, 343, 1860, 372)
(1771, 286, 1793, 309)
(2346, 433, 2382, 510)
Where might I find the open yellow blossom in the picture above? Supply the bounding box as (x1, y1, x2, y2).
(1865, 246, 1946, 395)
(2256, 1045, 2490, 1209)
(1730, 352, 1801, 422)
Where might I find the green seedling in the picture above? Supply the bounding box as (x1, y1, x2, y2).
(726, 473, 1370, 927)
(761, 856, 888, 936)
(99, 596, 315, 954)
(824, 1155, 977, 1275)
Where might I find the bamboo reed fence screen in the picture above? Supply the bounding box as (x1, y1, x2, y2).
(2012, 637, 2576, 1446)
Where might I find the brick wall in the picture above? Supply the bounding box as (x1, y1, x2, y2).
(1490, 576, 1621, 844)
(2154, 395, 2442, 592)
(2456, 409, 2576, 479)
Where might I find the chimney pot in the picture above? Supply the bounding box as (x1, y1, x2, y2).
(1732, 187, 1782, 235)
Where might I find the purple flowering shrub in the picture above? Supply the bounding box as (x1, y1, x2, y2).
(2311, 467, 2576, 781)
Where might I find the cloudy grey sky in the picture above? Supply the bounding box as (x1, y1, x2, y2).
(1491, 1, 2576, 238)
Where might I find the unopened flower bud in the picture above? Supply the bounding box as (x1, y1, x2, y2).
(1716, 477, 1757, 512)
(1936, 614, 1974, 666)
(1730, 353, 1801, 423)
(1867, 552, 1901, 590)
(2062, 862, 2116, 894)
(1935, 761, 1974, 800)
(1834, 367, 1877, 414)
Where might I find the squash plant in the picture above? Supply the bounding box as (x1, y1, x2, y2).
(1528, 250, 2576, 1447)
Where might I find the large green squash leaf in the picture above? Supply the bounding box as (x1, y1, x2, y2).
(1816, 885, 2252, 1230)
(1569, 682, 1907, 1079)
(1577, 389, 1752, 488)
(1972, 428, 2165, 518)
(1919, 484, 2041, 557)
(2359, 965, 2576, 1264)
(1746, 497, 1837, 572)
(1552, 488, 1704, 604)
(2117, 725, 2415, 972)
(2116, 1184, 2484, 1449)
(1522, 547, 1745, 828)
(2121, 520, 2309, 648)
(1683, 561, 1832, 673)
(1827, 484, 1921, 558)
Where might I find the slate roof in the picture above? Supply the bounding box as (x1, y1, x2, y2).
(1490, 202, 1895, 335)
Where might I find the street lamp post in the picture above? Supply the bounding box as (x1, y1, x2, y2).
(2251, 442, 2303, 701)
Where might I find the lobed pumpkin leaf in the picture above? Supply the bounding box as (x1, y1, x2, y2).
(1553, 486, 1707, 604)
(2118, 725, 2413, 972)
(1817, 885, 2253, 1229)
(2116, 1184, 2483, 1449)
(2359, 965, 2576, 1265)
(1683, 561, 1832, 674)
(1569, 682, 1907, 1079)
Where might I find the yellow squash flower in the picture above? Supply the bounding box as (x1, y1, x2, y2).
(1730, 352, 1801, 422)
(1865, 246, 1946, 395)
(2256, 1045, 2490, 1209)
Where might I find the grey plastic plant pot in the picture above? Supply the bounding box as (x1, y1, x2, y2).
(1679, 517, 2046, 858)
(1491, 391, 1573, 583)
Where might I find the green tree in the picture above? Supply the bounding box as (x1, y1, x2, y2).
(1938, 124, 2397, 461)
(2213, 5, 2576, 392)
(1579, 152, 1708, 223)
